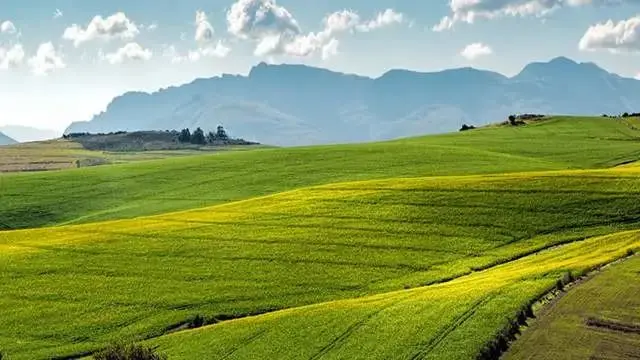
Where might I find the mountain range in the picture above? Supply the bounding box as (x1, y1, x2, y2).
(65, 57, 640, 146)
(0, 132, 17, 146)
(0, 125, 61, 143)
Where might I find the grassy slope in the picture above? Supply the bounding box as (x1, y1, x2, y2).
(150, 231, 639, 360)
(2, 167, 640, 359)
(505, 255, 640, 360)
(2, 116, 640, 230)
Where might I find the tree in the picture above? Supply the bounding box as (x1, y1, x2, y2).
(216, 125, 228, 140)
(460, 124, 475, 131)
(622, 112, 630, 118)
(191, 127, 206, 145)
(178, 128, 191, 143)
(207, 131, 217, 144)
(508, 115, 517, 126)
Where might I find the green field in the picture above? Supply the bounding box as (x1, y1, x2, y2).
(505, 255, 640, 360)
(1, 116, 640, 359)
(2, 116, 640, 230)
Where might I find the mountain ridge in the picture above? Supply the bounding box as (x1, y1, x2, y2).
(0, 131, 18, 146)
(65, 57, 640, 146)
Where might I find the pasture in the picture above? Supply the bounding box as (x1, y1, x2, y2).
(0, 116, 639, 359)
(2, 116, 640, 230)
(1, 166, 640, 359)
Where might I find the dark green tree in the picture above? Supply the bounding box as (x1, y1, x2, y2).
(216, 125, 228, 140)
(178, 128, 191, 143)
(207, 131, 217, 144)
(191, 127, 206, 145)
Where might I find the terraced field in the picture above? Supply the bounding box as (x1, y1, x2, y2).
(0, 116, 639, 359)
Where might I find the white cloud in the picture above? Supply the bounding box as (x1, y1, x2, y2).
(579, 15, 640, 52)
(322, 38, 339, 60)
(53, 9, 64, 19)
(433, 0, 635, 31)
(104, 42, 152, 64)
(226, 0, 404, 59)
(62, 12, 139, 47)
(1, 20, 16, 34)
(0, 44, 25, 69)
(188, 41, 231, 61)
(461, 42, 493, 60)
(28, 42, 65, 75)
(227, 0, 301, 40)
(356, 9, 404, 32)
(635, 72, 640, 80)
(195, 11, 215, 43)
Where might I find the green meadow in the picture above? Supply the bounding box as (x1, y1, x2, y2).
(0, 116, 639, 359)
(2, 116, 640, 230)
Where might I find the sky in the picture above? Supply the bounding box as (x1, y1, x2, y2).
(0, 0, 639, 132)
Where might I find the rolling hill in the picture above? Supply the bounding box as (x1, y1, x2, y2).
(1, 116, 639, 359)
(3, 117, 640, 230)
(0, 125, 60, 143)
(64, 57, 640, 146)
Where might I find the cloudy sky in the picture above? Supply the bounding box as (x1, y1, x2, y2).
(0, 0, 639, 132)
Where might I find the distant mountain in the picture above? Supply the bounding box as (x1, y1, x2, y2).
(0, 132, 17, 146)
(65, 57, 640, 146)
(0, 125, 60, 143)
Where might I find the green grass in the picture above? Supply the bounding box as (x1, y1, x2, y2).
(1, 167, 640, 359)
(146, 230, 639, 360)
(2, 116, 640, 230)
(505, 255, 640, 360)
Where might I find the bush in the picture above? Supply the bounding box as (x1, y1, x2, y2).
(460, 124, 476, 131)
(93, 343, 167, 360)
(189, 314, 205, 329)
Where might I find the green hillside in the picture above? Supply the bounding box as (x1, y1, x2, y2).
(2, 116, 640, 230)
(1, 166, 640, 359)
(1, 116, 640, 360)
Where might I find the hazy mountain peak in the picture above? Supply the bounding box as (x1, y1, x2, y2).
(0, 131, 18, 145)
(0, 125, 60, 142)
(65, 57, 640, 146)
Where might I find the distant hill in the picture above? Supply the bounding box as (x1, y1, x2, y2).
(0, 132, 17, 145)
(0, 125, 60, 143)
(65, 57, 640, 146)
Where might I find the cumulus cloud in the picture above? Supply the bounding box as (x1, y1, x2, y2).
(0, 43, 25, 69)
(188, 41, 231, 61)
(227, 0, 301, 40)
(461, 42, 493, 60)
(1, 20, 16, 34)
(195, 11, 214, 43)
(104, 42, 152, 64)
(63, 12, 139, 47)
(227, 0, 404, 59)
(579, 15, 640, 52)
(433, 0, 635, 31)
(356, 9, 404, 32)
(321, 38, 340, 60)
(28, 42, 65, 75)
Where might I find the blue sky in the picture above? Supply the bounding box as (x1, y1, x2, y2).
(0, 0, 639, 131)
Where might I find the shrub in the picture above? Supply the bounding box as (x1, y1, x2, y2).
(460, 124, 476, 131)
(93, 343, 167, 360)
(189, 314, 205, 329)
(508, 115, 517, 125)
